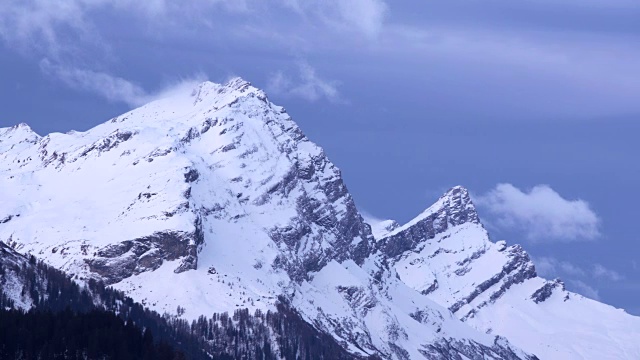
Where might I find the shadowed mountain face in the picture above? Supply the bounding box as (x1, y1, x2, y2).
(1, 78, 637, 359)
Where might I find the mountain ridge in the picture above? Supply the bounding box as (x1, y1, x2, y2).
(1, 78, 637, 359)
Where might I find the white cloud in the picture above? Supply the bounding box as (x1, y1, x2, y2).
(40, 59, 147, 106)
(476, 183, 600, 242)
(267, 61, 340, 102)
(0, 0, 388, 60)
(0, 0, 384, 104)
(40, 58, 206, 107)
(0, 0, 175, 59)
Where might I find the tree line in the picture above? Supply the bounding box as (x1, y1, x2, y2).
(0, 250, 378, 359)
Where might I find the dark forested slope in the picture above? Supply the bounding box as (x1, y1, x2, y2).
(0, 241, 370, 359)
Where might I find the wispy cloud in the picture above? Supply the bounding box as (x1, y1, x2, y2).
(40, 59, 147, 106)
(475, 184, 600, 242)
(0, 0, 388, 60)
(0, 0, 174, 60)
(0, 0, 386, 105)
(267, 61, 340, 102)
(40, 59, 206, 107)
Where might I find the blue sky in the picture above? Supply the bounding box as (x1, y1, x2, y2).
(1, 0, 639, 314)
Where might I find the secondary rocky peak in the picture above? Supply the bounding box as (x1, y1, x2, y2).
(374, 186, 481, 259)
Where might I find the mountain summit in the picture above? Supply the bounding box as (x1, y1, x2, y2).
(1, 79, 638, 359)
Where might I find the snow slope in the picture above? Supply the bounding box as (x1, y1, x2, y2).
(0, 79, 535, 359)
(371, 186, 640, 359)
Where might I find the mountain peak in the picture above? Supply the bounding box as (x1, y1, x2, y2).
(1, 122, 37, 135)
(389, 186, 479, 238)
(436, 185, 479, 226)
(375, 186, 481, 259)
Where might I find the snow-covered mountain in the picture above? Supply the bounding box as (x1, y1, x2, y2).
(371, 186, 640, 359)
(0, 78, 636, 359)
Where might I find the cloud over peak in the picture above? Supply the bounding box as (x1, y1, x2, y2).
(40, 58, 207, 107)
(476, 183, 600, 242)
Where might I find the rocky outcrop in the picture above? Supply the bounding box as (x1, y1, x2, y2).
(530, 279, 564, 304)
(86, 220, 203, 284)
(452, 245, 536, 316)
(376, 186, 479, 260)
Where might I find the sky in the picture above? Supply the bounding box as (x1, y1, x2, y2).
(0, 0, 639, 315)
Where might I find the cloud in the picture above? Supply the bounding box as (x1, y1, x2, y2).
(40, 58, 206, 107)
(1, 0, 385, 105)
(267, 61, 340, 102)
(475, 184, 600, 242)
(0, 0, 388, 60)
(0, 0, 172, 59)
(40, 59, 147, 106)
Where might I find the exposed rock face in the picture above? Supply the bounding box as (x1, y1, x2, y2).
(530, 279, 565, 304)
(449, 244, 536, 316)
(376, 186, 479, 260)
(372, 187, 537, 317)
(264, 145, 374, 281)
(86, 224, 203, 284)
